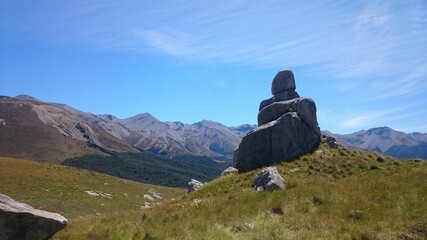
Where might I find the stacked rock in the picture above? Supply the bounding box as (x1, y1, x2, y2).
(259, 70, 300, 111)
(233, 70, 321, 172)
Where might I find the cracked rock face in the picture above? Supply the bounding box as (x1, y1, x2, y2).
(233, 70, 320, 172)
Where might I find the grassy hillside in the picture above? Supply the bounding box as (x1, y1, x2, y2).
(0, 156, 184, 219)
(62, 152, 227, 188)
(55, 137, 427, 239)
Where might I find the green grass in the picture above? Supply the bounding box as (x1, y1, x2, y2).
(55, 137, 427, 239)
(0, 156, 184, 219)
(2, 136, 427, 239)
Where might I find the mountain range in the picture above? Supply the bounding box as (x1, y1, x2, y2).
(1, 95, 426, 163)
(325, 127, 427, 159)
(0, 95, 255, 163)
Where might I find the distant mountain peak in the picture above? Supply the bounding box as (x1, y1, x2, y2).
(367, 126, 392, 135)
(15, 94, 40, 101)
(98, 114, 118, 121)
(134, 113, 156, 120)
(325, 126, 427, 159)
(194, 119, 221, 126)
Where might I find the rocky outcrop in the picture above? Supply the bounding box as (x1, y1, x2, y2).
(187, 179, 204, 193)
(221, 166, 239, 176)
(0, 193, 67, 240)
(254, 167, 285, 191)
(233, 70, 321, 172)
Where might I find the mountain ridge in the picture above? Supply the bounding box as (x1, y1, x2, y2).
(2, 94, 426, 162)
(0, 95, 138, 163)
(325, 126, 427, 159)
(0, 95, 256, 162)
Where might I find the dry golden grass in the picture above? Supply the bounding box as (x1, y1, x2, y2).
(53, 138, 427, 239)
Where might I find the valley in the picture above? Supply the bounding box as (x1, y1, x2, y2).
(1, 2, 426, 239)
(1, 93, 427, 239)
(1, 139, 426, 239)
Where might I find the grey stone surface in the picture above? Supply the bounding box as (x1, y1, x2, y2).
(0, 193, 67, 240)
(187, 179, 204, 193)
(234, 112, 320, 172)
(259, 90, 300, 111)
(220, 166, 239, 176)
(258, 98, 320, 133)
(254, 166, 285, 191)
(271, 70, 296, 95)
(233, 70, 321, 173)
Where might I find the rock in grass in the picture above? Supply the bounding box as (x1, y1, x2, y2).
(254, 166, 285, 192)
(326, 136, 343, 149)
(221, 166, 239, 176)
(0, 193, 67, 240)
(187, 179, 204, 193)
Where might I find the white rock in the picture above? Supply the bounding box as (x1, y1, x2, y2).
(143, 194, 155, 201)
(221, 167, 239, 176)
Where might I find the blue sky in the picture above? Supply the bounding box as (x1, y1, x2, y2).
(1, 0, 426, 133)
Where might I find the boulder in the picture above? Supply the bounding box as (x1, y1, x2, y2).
(233, 70, 321, 172)
(258, 98, 320, 132)
(187, 179, 204, 193)
(326, 136, 342, 149)
(254, 166, 285, 191)
(271, 70, 296, 95)
(259, 90, 300, 111)
(0, 193, 67, 240)
(221, 166, 239, 176)
(234, 112, 320, 172)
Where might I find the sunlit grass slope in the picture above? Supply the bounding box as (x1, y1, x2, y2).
(0, 156, 184, 219)
(55, 137, 427, 239)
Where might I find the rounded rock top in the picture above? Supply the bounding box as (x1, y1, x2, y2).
(271, 70, 296, 95)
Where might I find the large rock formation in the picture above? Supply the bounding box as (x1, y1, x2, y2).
(0, 193, 67, 240)
(233, 70, 320, 172)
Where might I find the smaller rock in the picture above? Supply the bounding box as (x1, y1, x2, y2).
(139, 202, 151, 210)
(143, 194, 155, 201)
(271, 70, 296, 95)
(315, 150, 323, 156)
(221, 166, 239, 176)
(85, 191, 99, 196)
(187, 179, 204, 193)
(326, 136, 342, 149)
(153, 194, 163, 200)
(254, 166, 285, 192)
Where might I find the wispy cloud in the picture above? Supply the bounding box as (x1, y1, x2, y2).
(339, 107, 404, 130)
(136, 30, 195, 58)
(2, 0, 426, 132)
(4, 1, 425, 77)
(317, 107, 336, 120)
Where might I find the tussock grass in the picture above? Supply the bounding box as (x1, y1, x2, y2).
(54, 137, 427, 239)
(2, 136, 426, 239)
(0, 156, 184, 218)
